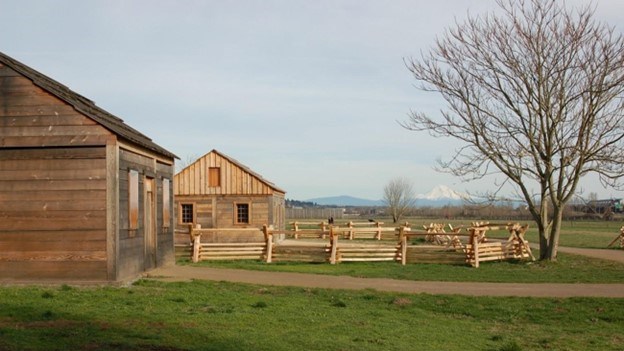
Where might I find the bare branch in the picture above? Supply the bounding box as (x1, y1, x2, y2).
(404, 0, 624, 260)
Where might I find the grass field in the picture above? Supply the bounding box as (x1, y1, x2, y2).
(0, 280, 623, 351)
(1, 219, 622, 350)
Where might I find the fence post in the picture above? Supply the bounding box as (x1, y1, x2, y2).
(472, 229, 480, 268)
(294, 221, 299, 239)
(263, 225, 273, 263)
(192, 231, 201, 263)
(330, 226, 338, 264)
(400, 228, 407, 265)
(320, 221, 327, 239)
(348, 221, 354, 240)
(375, 221, 382, 240)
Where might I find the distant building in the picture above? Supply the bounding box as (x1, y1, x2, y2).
(173, 150, 285, 241)
(573, 199, 623, 215)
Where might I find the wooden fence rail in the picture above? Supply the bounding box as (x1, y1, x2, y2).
(184, 223, 534, 267)
(608, 226, 624, 249)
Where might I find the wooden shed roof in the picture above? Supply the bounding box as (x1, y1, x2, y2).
(0, 51, 177, 159)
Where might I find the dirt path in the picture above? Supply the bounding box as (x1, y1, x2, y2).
(146, 246, 624, 298)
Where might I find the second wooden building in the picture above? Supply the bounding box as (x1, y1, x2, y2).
(174, 150, 285, 241)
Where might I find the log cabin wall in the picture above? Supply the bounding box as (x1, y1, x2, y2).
(0, 63, 112, 281)
(0, 54, 177, 283)
(116, 148, 174, 281)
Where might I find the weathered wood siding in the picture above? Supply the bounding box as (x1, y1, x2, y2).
(174, 151, 276, 196)
(117, 149, 174, 281)
(0, 62, 176, 282)
(0, 147, 108, 280)
(0, 63, 112, 148)
(174, 150, 286, 236)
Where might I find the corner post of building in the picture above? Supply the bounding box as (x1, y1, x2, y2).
(105, 138, 120, 281)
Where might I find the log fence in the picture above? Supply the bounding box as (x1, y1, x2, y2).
(184, 222, 534, 267)
(288, 220, 408, 240)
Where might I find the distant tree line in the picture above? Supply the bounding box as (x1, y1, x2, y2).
(285, 199, 319, 208)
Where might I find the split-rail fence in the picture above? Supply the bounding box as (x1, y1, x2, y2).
(177, 222, 534, 267)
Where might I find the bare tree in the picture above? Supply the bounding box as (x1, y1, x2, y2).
(383, 177, 416, 223)
(403, 0, 624, 260)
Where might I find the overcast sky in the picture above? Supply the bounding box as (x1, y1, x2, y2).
(2, 0, 623, 200)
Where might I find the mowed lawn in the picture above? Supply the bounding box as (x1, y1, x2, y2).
(0, 280, 623, 351)
(1, 219, 623, 350)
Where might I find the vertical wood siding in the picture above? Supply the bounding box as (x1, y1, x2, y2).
(173, 151, 279, 196)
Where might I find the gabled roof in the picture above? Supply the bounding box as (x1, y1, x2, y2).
(0, 51, 177, 159)
(208, 149, 286, 194)
(176, 149, 285, 195)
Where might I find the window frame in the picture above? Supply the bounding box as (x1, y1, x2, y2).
(162, 178, 171, 228)
(128, 169, 139, 233)
(235, 202, 250, 225)
(179, 203, 195, 224)
(208, 167, 221, 187)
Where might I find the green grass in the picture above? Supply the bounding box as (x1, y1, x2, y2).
(183, 251, 624, 283)
(0, 280, 622, 350)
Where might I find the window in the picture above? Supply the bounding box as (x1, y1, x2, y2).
(181, 204, 194, 224)
(236, 203, 249, 224)
(128, 170, 139, 231)
(162, 178, 170, 228)
(208, 167, 221, 187)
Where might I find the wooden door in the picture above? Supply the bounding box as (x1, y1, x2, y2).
(144, 178, 157, 270)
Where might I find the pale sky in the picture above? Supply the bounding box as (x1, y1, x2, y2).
(1, 0, 623, 200)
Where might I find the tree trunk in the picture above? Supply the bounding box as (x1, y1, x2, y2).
(536, 205, 564, 261)
(544, 207, 564, 261)
(538, 197, 550, 260)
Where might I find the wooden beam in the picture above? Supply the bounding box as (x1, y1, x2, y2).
(106, 140, 119, 281)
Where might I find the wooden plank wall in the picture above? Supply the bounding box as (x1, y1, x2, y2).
(0, 147, 108, 280)
(174, 151, 276, 196)
(0, 63, 112, 148)
(0, 63, 115, 281)
(117, 149, 174, 281)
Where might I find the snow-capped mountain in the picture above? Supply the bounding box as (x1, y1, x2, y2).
(416, 185, 467, 200)
(303, 185, 469, 207)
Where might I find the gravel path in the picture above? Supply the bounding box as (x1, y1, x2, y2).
(145, 246, 624, 298)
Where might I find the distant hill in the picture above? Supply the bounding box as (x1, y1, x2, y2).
(306, 195, 384, 207)
(305, 185, 470, 207)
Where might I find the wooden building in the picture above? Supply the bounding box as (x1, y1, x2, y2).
(0, 52, 177, 283)
(174, 150, 285, 241)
